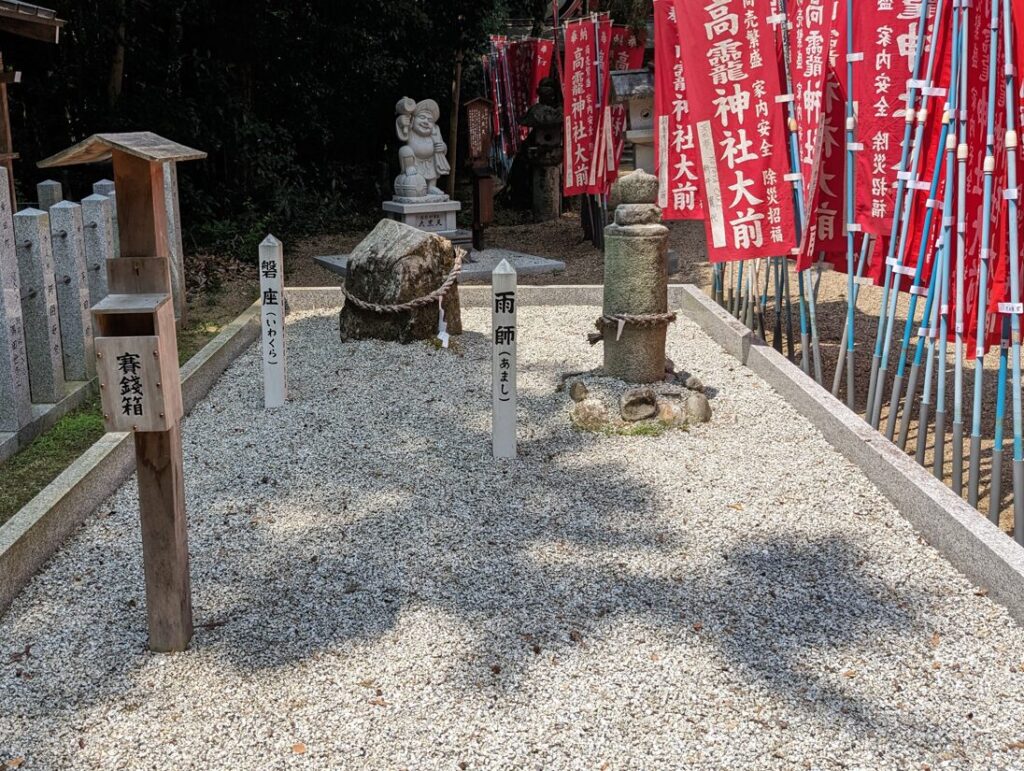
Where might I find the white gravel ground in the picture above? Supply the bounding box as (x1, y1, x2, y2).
(3, 305, 1024, 770)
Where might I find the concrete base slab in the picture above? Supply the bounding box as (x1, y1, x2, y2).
(314, 249, 566, 284)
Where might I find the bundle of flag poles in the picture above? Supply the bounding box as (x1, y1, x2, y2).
(484, 1, 1024, 540)
(629, 0, 1024, 542)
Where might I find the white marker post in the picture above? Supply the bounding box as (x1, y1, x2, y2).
(492, 259, 517, 459)
(260, 235, 286, 409)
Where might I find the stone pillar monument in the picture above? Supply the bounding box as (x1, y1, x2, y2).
(601, 170, 671, 384)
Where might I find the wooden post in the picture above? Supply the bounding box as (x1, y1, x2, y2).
(492, 259, 517, 459)
(260, 235, 286, 409)
(0, 53, 18, 211)
(466, 98, 494, 251)
(40, 133, 206, 652)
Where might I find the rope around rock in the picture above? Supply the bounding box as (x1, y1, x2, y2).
(342, 248, 464, 315)
(588, 311, 678, 346)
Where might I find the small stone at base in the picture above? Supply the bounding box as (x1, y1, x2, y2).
(569, 380, 589, 403)
(620, 387, 658, 422)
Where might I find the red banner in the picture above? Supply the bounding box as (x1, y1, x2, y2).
(608, 26, 646, 184)
(563, 17, 612, 196)
(674, 0, 797, 262)
(790, 0, 841, 268)
(532, 40, 555, 102)
(655, 0, 703, 220)
(957, 0, 1007, 351)
(852, 2, 942, 236)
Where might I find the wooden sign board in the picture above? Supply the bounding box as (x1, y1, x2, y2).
(95, 334, 180, 433)
(465, 98, 493, 166)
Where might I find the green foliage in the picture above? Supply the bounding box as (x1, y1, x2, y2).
(2, 0, 650, 254)
(4, 1, 513, 254)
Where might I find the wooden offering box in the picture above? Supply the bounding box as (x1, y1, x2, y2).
(93, 292, 181, 433)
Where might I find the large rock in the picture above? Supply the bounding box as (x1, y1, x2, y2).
(339, 219, 463, 343)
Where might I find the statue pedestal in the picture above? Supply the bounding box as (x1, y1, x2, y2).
(383, 200, 461, 233)
(382, 200, 470, 249)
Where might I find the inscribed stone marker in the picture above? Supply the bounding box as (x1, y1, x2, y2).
(163, 162, 186, 323)
(0, 168, 31, 430)
(36, 179, 63, 209)
(49, 201, 95, 380)
(81, 194, 113, 305)
(93, 179, 121, 258)
(15, 208, 65, 403)
(492, 259, 517, 459)
(260, 235, 286, 409)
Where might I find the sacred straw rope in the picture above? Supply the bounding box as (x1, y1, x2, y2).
(342, 248, 465, 315)
(588, 312, 678, 346)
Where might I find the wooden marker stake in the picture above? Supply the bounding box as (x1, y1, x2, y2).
(40, 133, 206, 652)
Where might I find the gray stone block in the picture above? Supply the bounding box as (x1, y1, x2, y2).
(603, 221, 670, 384)
(92, 179, 120, 258)
(81, 194, 113, 306)
(676, 283, 753, 364)
(36, 180, 63, 210)
(49, 201, 95, 381)
(15, 208, 65, 403)
(0, 169, 31, 432)
(163, 162, 186, 322)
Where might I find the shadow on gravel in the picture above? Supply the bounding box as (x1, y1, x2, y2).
(0, 310, 931, 760)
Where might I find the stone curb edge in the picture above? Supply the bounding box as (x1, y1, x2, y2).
(0, 301, 262, 617)
(677, 283, 1024, 625)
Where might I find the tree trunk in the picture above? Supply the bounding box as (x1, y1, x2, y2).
(108, 0, 126, 109)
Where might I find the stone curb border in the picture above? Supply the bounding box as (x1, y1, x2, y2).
(0, 301, 262, 616)
(677, 283, 1024, 625)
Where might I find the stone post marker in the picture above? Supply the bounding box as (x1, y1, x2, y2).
(0, 167, 31, 432)
(41, 132, 208, 653)
(492, 259, 517, 459)
(49, 201, 95, 381)
(37, 179, 63, 209)
(163, 161, 187, 325)
(600, 169, 672, 384)
(93, 178, 121, 258)
(15, 208, 65, 403)
(260, 235, 286, 409)
(81, 193, 113, 305)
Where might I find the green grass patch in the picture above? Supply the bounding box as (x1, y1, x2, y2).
(0, 290, 254, 527)
(0, 398, 106, 526)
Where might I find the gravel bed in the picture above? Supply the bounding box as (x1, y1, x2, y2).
(2, 305, 1024, 770)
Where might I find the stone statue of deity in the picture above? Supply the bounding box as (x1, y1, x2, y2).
(394, 97, 451, 201)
